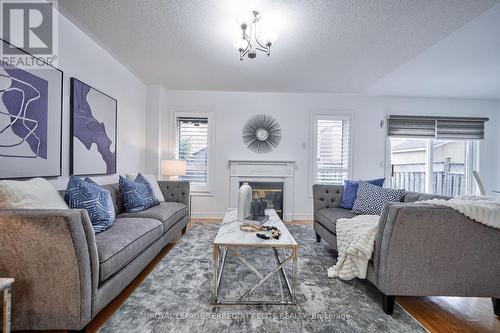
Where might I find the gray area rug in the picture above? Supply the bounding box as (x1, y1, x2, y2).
(99, 223, 425, 333)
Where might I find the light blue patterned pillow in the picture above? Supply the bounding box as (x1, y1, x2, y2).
(64, 176, 115, 233)
(119, 174, 160, 213)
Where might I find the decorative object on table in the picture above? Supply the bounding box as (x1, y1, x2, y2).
(251, 199, 267, 218)
(70, 77, 117, 176)
(126, 173, 165, 201)
(1, 278, 14, 333)
(246, 198, 269, 224)
(352, 182, 405, 215)
(0, 39, 63, 179)
(242, 114, 281, 153)
(233, 10, 277, 61)
(119, 174, 160, 213)
(238, 182, 252, 221)
(64, 176, 116, 233)
(340, 178, 385, 209)
(239, 223, 282, 240)
(160, 160, 186, 181)
(0, 178, 68, 209)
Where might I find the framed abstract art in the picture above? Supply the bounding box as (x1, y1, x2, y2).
(0, 39, 63, 179)
(70, 78, 117, 175)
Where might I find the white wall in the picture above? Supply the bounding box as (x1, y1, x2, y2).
(48, 12, 147, 188)
(148, 89, 499, 219)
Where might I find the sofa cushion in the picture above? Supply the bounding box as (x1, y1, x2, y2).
(65, 176, 116, 234)
(1, 177, 68, 209)
(95, 217, 163, 283)
(316, 208, 357, 234)
(340, 178, 385, 209)
(118, 202, 187, 231)
(353, 182, 405, 215)
(126, 173, 165, 202)
(119, 175, 160, 213)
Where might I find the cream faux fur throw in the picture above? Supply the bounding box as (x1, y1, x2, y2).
(420, 195, 500, 229)
(327, 215, 380, 280)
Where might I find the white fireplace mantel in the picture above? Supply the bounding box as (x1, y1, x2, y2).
(228, 160, 296, 221)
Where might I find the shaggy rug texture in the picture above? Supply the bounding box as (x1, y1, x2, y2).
(99, 223, 425, 333)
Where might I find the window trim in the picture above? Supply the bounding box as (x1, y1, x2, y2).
(309, 111, 353, 196)
(170, 107, 214, 196)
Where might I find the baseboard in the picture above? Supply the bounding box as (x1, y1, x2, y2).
(292, 214, 313, 220)
(190, 212, 225, 219)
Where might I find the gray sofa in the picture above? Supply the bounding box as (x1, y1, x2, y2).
(313, 184, 500, 315)
(0, 180, 189, 331)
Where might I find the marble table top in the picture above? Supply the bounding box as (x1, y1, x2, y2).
(0, 278, 14, 290)
(214, 209, 297, 248)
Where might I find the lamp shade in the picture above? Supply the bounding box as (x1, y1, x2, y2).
(161, 160, 186, 176)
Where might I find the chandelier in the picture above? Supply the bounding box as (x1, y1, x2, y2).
(233, 11, 277, 61)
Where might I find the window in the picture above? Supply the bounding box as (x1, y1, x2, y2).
(175, 115, 211, 191)
(386, 115, 487, 196)
(312, 114, 351, 184)
(389, 138, 479, 196)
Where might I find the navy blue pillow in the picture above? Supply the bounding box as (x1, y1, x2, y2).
(340, 178, 385, 209)
(64, 176, 115, 233)
(119, 174, 160, 213)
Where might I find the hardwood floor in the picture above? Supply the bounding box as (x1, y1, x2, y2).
(80, 219, 500, 332)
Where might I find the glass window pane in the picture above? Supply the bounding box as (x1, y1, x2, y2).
(390, 138, 427, 192)
(314, 117, 350, 184)
(176, 117, 209, 185)
(432, 140, 466, 197)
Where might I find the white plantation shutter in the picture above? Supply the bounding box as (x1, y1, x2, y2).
(176, 117, 209, 185)
(314, 115, 350, 184)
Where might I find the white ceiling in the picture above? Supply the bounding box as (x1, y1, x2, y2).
(365, 3, 500, 99)
(58, 0, 499, 98)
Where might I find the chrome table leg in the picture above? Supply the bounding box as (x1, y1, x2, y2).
(3, 287, 11, 333)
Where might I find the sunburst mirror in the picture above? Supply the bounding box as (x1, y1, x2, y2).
(242, 114, 282, 153)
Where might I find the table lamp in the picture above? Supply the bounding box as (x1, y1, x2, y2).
(161, 160, 186, 180)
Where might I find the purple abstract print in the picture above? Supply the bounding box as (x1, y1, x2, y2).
(72, 79, 116, 174)
(0, 62, 48, 159)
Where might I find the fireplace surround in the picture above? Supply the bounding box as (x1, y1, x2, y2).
(229, 160, 295, 221)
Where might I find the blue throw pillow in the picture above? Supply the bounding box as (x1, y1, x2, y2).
(64, 176, 115, 233)
(119, 174, 160, 213)
(352, 182, 405, 215)
(340, 178, 385, 209)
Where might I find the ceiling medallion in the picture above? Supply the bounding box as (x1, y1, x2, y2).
(233, 11, 277, 61)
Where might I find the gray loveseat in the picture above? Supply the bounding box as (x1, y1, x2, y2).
(0, 180, 189, 331)
(313, 184, 500, 315)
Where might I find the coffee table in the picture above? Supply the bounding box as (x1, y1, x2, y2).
(212, 208, 298, 305)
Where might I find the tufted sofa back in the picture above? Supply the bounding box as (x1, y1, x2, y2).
(59, 181, 190, 216)
(312, 184, 451, 221)
(312, 184, 344, 214)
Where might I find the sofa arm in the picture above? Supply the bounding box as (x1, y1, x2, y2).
(312, 184, 344, 220)
(0, 209, 99, 330)
(374, 203, 500, 298)
(158, 181, 190, 207)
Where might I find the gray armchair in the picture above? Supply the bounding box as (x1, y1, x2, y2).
(313, 184, 500, 315)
